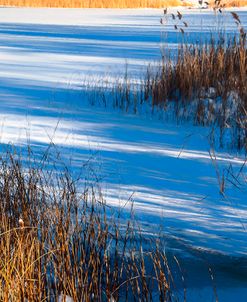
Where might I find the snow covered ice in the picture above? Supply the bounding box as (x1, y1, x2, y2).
(0, 6, 247, 301)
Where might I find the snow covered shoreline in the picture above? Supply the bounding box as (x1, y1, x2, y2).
(0, 7, 246, 300)
(0, 5, 246, 254)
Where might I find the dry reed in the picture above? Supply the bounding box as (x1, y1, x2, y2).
(0, 0, 183, 8)
(0, 150, 177, 301)
(0, 0, 246, 7)
(89, 11, 246, 151)
(150, 31, 246, 149)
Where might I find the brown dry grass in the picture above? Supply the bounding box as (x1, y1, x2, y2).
(1, 0, 246, 7)
(0, 150, 177, 301)
(93, 10, 246, 150)
(92, 30, 246, 150)
(148, 22, 247, 149)
(0, 0, 183, 8)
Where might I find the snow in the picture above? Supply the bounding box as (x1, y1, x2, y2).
(0, 7, 246, 300)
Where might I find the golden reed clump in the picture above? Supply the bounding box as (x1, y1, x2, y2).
(0, 0, 183, 8)
(0, 0, 246, 7)
(0, 151, 175, 301)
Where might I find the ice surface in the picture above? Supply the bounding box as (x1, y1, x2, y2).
(0, 7, 246, 300)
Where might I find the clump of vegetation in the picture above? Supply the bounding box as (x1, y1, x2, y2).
(0, 150, 178, 301)
(150, 10, 246, 150)
(0, 0, 247, 8)
(89, 10, 246, 151)
(0, 0, 184, 9)
(0, 0, 246, 7)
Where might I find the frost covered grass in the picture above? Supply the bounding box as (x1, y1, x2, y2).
(0, 150, 177, 302)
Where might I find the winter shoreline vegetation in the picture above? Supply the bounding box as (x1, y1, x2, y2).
(0, 5, 246, 302)
(0, 0, 183, 8)
(0, 150, 177, 301)
(0, 0, 247, 8)
(87, 10, 247, 151)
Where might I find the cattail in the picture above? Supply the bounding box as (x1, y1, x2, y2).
(177, 11, 182, 20)
(231, 12, 241, 24)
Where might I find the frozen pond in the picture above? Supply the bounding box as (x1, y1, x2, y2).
(0, 7, 246, 83)
(0, 7, 247, 301)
